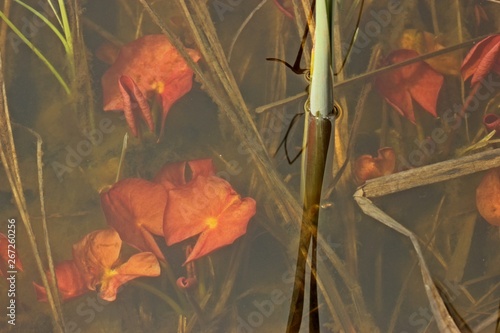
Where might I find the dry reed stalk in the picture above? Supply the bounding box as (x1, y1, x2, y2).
(355, 193, 462, 332)
(0, 0, 11, 59)
(355, 149, 500, 332)
(362, 148, 500, 198)
(20, 125, 63, 317)
(0, 51, 65, 332)
(68, 0, 95, 133)
(255, 91, 307, 114)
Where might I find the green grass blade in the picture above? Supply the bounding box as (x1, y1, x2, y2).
(57, 0, 73, 58)
(47, 0, 63, 28)
(13, 0, 68, 51)
(0, 11, 70, 94)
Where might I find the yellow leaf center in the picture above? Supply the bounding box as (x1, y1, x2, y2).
(206, 217, 218, 229)
(152, 81, 165, 94)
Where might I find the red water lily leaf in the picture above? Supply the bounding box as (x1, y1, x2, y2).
(0, 233, 23, 277)
(375, 49, 444, 123)
(100, 179, 167, 261)
(33, 260, 88, 302)
(354, 147, 396, 185)
(99, 252, 160, 301)
(153, 158, 215, 190)
(462, 34, 500, 87)
(164, 175, 256, 263)
(476, 167, 500, 226)
(102, 34, 201, 137)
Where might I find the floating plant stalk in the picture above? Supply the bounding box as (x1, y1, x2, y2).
(286, 0, 334, 331)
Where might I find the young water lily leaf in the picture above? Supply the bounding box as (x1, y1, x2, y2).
(100, 178, 167, 261)
(102, 34, 200, 137)
(462, 34, 500, 86)
(74, 229, 160, 301)
(35, 229, 160, 302)
(375, 49, 444, 123)
(164, 175, 256, 264)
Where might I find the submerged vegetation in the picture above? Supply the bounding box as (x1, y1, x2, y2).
(0, 0, 499, 332)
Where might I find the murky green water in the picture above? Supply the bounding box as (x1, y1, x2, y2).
(0, 0, 499, 332)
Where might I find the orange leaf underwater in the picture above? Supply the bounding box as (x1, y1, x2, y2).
(100, 178, 167, 260)
(476, 167, 500, 226)
(101, 158, 256, 264)
(354, 147, 396, 185)
(164, 175, 256, 263)
(462, 34, 500, 87)
(375, 49, 444, 123)
(102, 34, 200, 137)
(35, 229, 160, 302)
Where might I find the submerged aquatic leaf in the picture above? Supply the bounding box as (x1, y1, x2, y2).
(100, 178, 167, 260)
(375, 49, 444, 123)
(476, 167, 500, 226)
(35, 229, 160, 302)
(462, 34, 500, 86)
(72, 228, 123, 290)
(33, 260, 87, 302)
(398, 29, 461, 75)
(164, 175, 256, 263)
(73, 229, 160, 300)
(0, 232, 23, 276)
(102, 34, 200, 137)
(354, 147, 396, 185)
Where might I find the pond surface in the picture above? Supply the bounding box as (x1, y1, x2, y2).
(0, 0, 499, 332)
